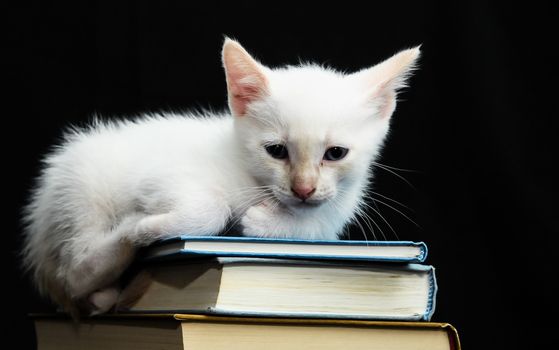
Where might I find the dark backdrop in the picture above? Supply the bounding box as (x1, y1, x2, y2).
(8, 1, 557, 349)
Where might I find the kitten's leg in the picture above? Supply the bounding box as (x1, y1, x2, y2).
(65, 214, 142, 307)
(66, 194, 230, 314)
(130, 194, 231, 243)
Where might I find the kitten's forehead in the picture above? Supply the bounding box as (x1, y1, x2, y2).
(268, 66, 359, 117)
(264, 65, 369, 137)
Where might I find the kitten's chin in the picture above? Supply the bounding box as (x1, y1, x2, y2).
(290, 200, 324, 209)
(281, 196, 328, 211)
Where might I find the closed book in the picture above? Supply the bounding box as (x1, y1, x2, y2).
(143, 236, 428, 263)
(33, 314, 461, 350)
(118, 258, 437, 321)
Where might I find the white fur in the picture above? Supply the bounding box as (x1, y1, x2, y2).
(22, 39, 420, 315)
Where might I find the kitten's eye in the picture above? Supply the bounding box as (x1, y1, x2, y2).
(324, 147, 349, 161)
(265, 144, 289, 159)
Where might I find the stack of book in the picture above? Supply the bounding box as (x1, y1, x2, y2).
(32, 236, 461, 350)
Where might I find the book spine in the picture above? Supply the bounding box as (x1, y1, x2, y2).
(418, 242, 428, 262)
(423, 266, 438, 321)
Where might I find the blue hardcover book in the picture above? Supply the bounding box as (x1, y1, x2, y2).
(143, 235, 428, 263)
(120, 258, 437, 321)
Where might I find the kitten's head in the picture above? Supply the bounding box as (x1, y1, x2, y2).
(222, 39, 419, 212)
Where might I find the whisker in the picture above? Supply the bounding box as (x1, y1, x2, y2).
(352, 214, 369, 245)
(231, 185, 275, 195)
(358, 193, 402, 240)
(222, 189, 276, 235)
(372, 197, 420, 228)
(333, 188, 380, 242)
(361, 201, 399, 240)
(371, 162, 416, 189)
(234, 192, 273, 212)
(341, 223, 350, 240)
(371, 161, 421, 173)
(360, 207, 389, 241)
(367, 191, 415, 212)
(353, 207, 374, 241)
(355, 207, 381, 241)
(327, 197, 368, 243)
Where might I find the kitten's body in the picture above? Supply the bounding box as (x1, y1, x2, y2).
(22, 39, 419, 315)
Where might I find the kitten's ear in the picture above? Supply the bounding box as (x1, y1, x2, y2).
(352, 46, 421, 119)
(222, 38, 269, 117)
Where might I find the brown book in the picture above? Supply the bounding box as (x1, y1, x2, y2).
(33, 314, 461, 350)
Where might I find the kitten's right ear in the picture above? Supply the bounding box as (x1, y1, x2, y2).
(222, 38, 269, 117)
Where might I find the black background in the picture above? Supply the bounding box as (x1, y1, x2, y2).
(8, 1, 557, 349)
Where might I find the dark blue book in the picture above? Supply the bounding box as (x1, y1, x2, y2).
(143, 236, 428, 263)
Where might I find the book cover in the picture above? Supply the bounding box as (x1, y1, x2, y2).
(143, 235, 428, 263)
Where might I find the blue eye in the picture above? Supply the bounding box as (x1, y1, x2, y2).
(324, 147, 349, 161)
(265, 144, 288, 159)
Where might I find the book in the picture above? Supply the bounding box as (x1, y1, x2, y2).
(33, 314, 461, 350)
(143, 236, 428, 263)
(118, 258, 437, 321)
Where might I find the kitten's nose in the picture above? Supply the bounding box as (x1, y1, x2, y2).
(291, 186, 316, 201)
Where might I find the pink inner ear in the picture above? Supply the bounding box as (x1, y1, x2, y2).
(231, 97, 248, 116)
(230, 80, 262, 116)
(223, 40, 268, 117)
(228, 75, 267, 116)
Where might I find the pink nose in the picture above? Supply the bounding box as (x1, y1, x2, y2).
(291, 186, 316, 201)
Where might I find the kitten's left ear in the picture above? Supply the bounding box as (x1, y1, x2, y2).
(352, 46, 421, 119)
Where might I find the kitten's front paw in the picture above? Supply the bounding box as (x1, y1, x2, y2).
(87, 286, 120, 316)
(241, 201, 277, 237)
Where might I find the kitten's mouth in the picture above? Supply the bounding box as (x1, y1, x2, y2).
(272, 188, 327, 209)
(283, 197, 326, 209)
(293, 200, 323, 208)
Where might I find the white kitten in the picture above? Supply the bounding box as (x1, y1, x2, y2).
(22, 39, 420, 315)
